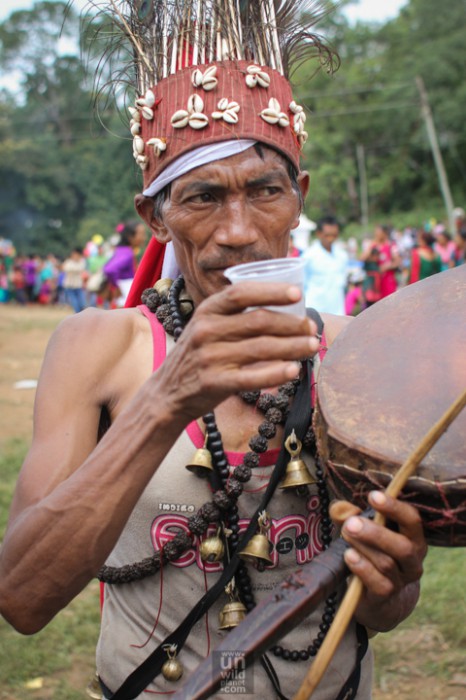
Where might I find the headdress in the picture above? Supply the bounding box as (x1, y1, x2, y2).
(86, 0, 337, 304)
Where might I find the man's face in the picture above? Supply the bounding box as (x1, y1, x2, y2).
(318, 224, 339, 252)
(151, 147, 308, 305)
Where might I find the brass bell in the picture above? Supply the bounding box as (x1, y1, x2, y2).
(161, 644, 183, 682)
(185, 435, 213, 478)
(239, 511, 273, 569)
(218, 600, 248, 630)
(280, 429, 316, 491)
(153, 277, 173, 297)
(86, 672, 102, 700)
(199, 528, 225, 563)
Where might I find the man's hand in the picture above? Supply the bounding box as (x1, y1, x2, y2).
(156, 280, 320, 421)
(338, 491, 427, 631)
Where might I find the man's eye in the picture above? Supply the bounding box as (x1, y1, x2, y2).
(253, 186, 281, 197)
(189, 192, 215, 203)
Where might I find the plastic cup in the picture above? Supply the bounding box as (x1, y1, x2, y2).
(224, 257, 306, 315)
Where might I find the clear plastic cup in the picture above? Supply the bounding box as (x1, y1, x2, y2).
(224, 257, 306, 315)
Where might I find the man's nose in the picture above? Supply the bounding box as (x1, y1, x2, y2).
(213, 199, 259, 247)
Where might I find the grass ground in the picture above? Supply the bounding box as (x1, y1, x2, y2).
(0, 304, 465, 699)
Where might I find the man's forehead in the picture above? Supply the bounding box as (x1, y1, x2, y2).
(172, 145, 291, 188)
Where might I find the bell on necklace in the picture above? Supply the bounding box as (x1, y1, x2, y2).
(185, 434, 213, 478)
(153, 277, 173, 297)
(199, 528, 225, 563)
(280, 430, 316, 491)
(86, 672, 102, 700)
(161, 644, 183, 682)
(218, 600, 248, 630)
(239, 511, 273, 569)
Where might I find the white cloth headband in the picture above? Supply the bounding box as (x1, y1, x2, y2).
(142, 139, 257, 198)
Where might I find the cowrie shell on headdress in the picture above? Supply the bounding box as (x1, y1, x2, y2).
(130, 121, 141, 136)
(147, 137, 167, 157)
(246, 65, 270, 89)
(278, 113, 290, 127)
(171, 109, 190, 128)
(141, 106, 154, 120)
(217, 98, 229, 111)
(144, 89, 156, 108)
(128, 106, 141, 121)
(135, 97, 147, 107)
(298, 131, 309, 145)
(187, 94, 204, 114)
(192, 66, 218, 91)
(188, 112, 209, 129)
(133, 136, 145, 154)
(268, 98, 281, 113)
(223, 110, 239, 124)
(227, 101, 240, 113)
(260, 109, 280, 125)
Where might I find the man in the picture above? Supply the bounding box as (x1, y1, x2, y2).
(0, 3, 426, 699)
(303, 216, 349, 315)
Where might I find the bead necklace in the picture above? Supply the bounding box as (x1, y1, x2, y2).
(98, 276, 337, 667)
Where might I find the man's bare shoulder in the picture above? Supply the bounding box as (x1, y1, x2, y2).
(42, 307, 151, 393)
(50, 306, 146, 356)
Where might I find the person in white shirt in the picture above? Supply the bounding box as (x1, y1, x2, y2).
(303, 216, 349, 315)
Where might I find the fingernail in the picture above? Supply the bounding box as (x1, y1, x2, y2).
(345, 516, 363, 534)
(345, 548, 361, 565)
(370, 491, 386, 506)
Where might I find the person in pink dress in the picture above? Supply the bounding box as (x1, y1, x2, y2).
(360, 225, 401, 300)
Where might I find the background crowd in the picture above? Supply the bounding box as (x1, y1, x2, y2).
(0, 220, 147, 312)
(1, 208, 464, 317)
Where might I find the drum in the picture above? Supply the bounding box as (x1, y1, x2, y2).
(315, 266, 466, 546)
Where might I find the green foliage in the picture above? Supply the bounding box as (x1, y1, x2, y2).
(0, 0, 465, 254)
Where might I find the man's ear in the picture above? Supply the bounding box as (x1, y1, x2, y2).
(291, 171, 310, 229)
(134, 194, 172, 244)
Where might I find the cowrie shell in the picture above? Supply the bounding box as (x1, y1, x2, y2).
(217, 98, 229, 111)
(256, 73, 271, 88)
(278, 114, 290, 127)
(247, 65, 262, 75)
(135, 97, 147, 107)
(130, 122, 141, 136)
(128, 107, 141, 121)
(144, 90, 156, 107)
(189, 112, 209, 129)
(298, 131, 309, 145)
(268, 97, 281, 113)
(133, 136, 145, 154)
(141, 106, 154, 120)
(187, 94, 204, 114)
(223, 110, 239, 124)
(227, 101, 240, 113)
(212, 111, 224, 120)
(202, 76, 218, 91)
(260, 108, 279, 124)
(136, 154, 148, 164)
(204, 65, 218, 79)
(171, 109, 190, 128)
(245, 74, 257, 88)
(192, 69, 203, 87)
(147, 137, 167, 156)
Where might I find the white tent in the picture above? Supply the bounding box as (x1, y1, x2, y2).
(292, 213, 316, 252)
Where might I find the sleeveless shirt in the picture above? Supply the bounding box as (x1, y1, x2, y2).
(96, 306, 373, 698)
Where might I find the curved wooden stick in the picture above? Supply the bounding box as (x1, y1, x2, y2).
(294, 386, 466, 700)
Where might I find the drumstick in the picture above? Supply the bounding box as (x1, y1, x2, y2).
(294, 386, 466, 700)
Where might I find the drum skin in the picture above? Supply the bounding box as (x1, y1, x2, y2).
(315, 266, 466, 546)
